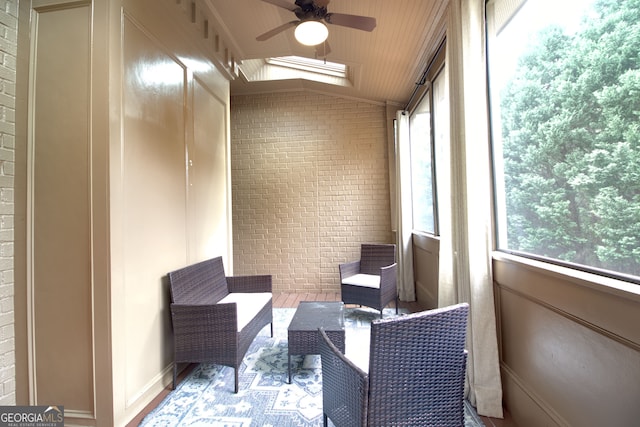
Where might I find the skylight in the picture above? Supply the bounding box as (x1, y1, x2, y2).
(265, 56, 347, 78)
(237, 55, 353, 88)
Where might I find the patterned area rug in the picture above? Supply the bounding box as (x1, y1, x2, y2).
(140, 307, 485, 427)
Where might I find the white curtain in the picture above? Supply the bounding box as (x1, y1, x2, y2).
(393, 1, 503, 416)
(442, 0, 504, 418)
(394, 111, 416, 302)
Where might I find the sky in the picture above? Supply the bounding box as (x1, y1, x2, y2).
(491, 0, 598, 87)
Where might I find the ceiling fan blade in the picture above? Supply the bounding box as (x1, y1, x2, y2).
(256, 21, 298, 41)
(325, 13, 376, 32)
(315, 41, 331, 57)
(315, 0, 331, 7)
(260, 0, 298, 12)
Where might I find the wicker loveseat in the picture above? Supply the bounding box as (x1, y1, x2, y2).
(168, 256, 273, 393)
(319, 303, 470, 426)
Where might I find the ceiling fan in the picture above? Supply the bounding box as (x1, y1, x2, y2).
(256, 0, 377, 56)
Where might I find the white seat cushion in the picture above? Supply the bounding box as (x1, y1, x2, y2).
(341, 273, 380, 289)
(218, 292, 272, 332)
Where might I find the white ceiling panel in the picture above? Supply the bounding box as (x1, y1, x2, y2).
(206, 0, 448, 106)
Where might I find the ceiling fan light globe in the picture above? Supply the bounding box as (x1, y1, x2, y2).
(294, 21, 329, 46)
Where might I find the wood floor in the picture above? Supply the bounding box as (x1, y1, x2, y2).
(127, 293, 516, 426)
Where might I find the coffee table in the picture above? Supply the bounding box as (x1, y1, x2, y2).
(287, 301, 346, 383)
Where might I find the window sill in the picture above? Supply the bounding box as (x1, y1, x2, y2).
(492, 251, 640, 303)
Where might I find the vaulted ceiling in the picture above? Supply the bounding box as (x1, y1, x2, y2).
(206, 0, 448, 106)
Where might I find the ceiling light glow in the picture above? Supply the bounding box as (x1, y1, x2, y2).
(294, 21, 329, 46)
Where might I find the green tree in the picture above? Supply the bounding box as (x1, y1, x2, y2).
(499, 0, 640, 276)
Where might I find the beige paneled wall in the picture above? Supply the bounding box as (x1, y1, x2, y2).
(230, 92, 393, 293)
(31, 3, 94, 415)
(189, 78, 231, 265)
(494, 254, 640, 426)
(412, 234, 440, 309)
(14, 0, 234, 424)
(120, 15, 188, 408)
(111, 2, 233, 425)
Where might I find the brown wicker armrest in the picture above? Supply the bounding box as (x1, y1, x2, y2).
(379, 263, 396, 288)
(226, 274, 272, 293)
(379, 262, 398, 305)
(170, 302, 238, 359)
(319, 327, 369, 427)
(339, 260, 361, 280)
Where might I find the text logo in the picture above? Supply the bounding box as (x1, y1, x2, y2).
(0, 406, 64, 427)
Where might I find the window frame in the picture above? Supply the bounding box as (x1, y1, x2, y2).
(485, 0, 640, 286)
(406, 45, 447, 237)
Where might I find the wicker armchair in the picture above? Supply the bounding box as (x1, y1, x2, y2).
(319, 303, 469, 427)
(168, 257, 272, 393)
(339, 243, 398, 318)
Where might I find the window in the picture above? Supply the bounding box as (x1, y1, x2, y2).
(487, 0, 640, 281)
(238, 56, 353, 88)
(265, 56, 347, 78)
(408, 54, 448, 235)
(410, 95, 435, 233)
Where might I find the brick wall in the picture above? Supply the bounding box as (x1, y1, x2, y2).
(231, 91, 393, 293)
(0, 0, 16, 405)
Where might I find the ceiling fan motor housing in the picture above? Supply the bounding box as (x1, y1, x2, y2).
(294, 0, 328, 21)
(255, 0, 375, 42)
